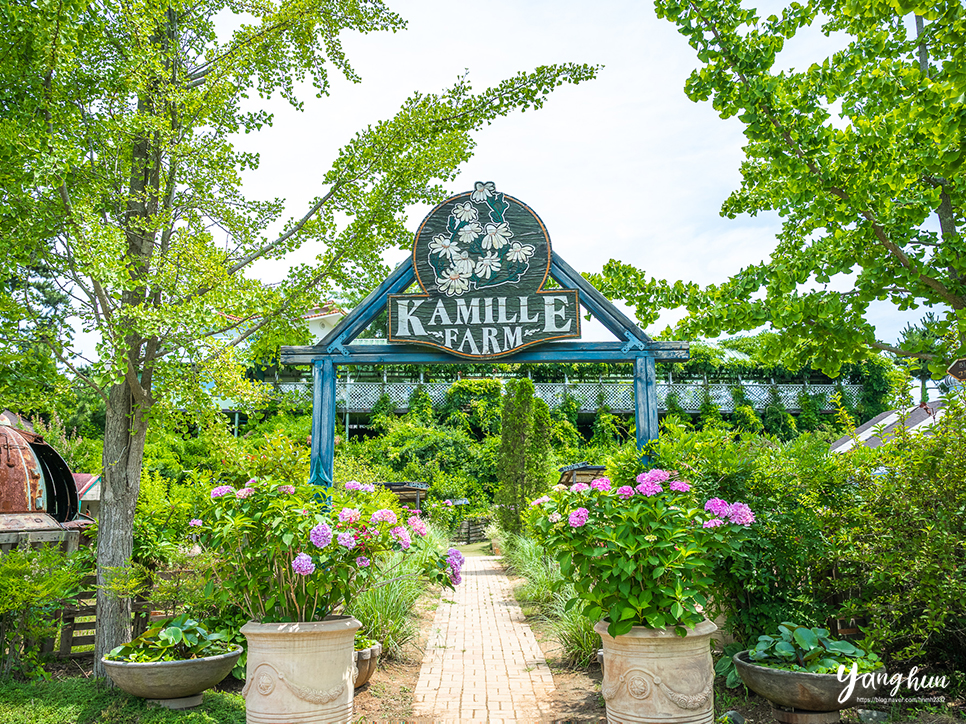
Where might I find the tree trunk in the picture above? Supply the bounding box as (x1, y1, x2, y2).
(92, 379, 150, 679)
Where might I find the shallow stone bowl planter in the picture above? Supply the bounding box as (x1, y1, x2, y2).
(733, 651, 885, 711)
(102, 646, 242, 709)
(353, 641, 382, 688)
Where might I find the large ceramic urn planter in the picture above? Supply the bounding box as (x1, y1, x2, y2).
(595, 619, 717, 724)
(241, 615, 361, 724)
(733, 651, 885, 723)
(101, 646, 242, 710)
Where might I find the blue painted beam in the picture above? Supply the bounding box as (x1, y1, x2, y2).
(309, 359, 337, 488)
(281, 341, 689, 366)
(316, 260, 416, 354)
(550, 255, 651, 346)
(634, 357, 659, 462)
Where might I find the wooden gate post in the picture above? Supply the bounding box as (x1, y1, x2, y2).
(634, 356, 658, 460)
(310, 358, 337, 487)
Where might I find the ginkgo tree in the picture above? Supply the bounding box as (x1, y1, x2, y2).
(593, 0, 965, 377)
(0, 0, 597, 675)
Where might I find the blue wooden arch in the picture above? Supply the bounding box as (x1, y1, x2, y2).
(279, 253, 689, 487)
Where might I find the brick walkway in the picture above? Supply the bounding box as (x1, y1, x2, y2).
(413, 555, 555, 722)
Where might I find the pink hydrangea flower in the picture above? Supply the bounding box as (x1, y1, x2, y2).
(548, 512, 562, 523)
(361, 483, 375, 493)
(235, 487, 255, 499)
(590, 478, 612, 492)
(669, 480, 691, 493)
(370, 509, 397, 525)
(188, 519, 202, 527)
(345, 481, 363, 491)
(210, 485, 234, 499)
(390, 526, 412, 549)
(703, 518, 725, 529)
(337, 532, 357, 549)
(635, 480, 663, 497)
(444, 499, 453, 507)
(278, 485, 296, 494)
(569, 508, 589, 527)
(339, 508, 361, 524)
(704, 498, 730, 517)
(570, 482, 590, 493)
(246, 478, 257, 486)
(637, 469, 671, 485)
(356, 556, 370, 568)
(408, 515, 428, 537)
(726, 502, 756, 526)
(530, 496, 551, 506)
(310, 522, 332, 548)
(292, 553, 315, 575)
(616, 485, 635, 499)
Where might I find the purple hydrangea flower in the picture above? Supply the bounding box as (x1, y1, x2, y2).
(356, 556, 370, 568)
(590, 478, 612, 492)
(569, 508, 589, 528)
(446, 548, 465, 567)
(361, 483, 375, 493)
(449, 569, 462, 586)
(188, 518, 202, 527)
(408, 515, 428, 537)
(669, 480, 692, 493)
(635, 480, 663, 497)
(370, 509, 397, 525)
(390, 526, 411, 549)
(726, 502, 756, 526)
(636, 469, 671, 485)
(292, 553, 315, 575)
(235, 487, 255, 499)
(210, 485, 234, 499)
(310, 522, 332, 548)
(339, 508, 360, 524)
(616, 485, 635, 499)
(703, 518, 725, 529)
(530, 496, 551, 506)
(337, 532, 357, 549)
(345, 481, 363, 491)
(704, 498, 730, 517)
(570, 482, 590, 493)
(278, 485, 295, 494)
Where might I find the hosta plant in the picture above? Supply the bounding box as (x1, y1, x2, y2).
(527, 469, 754, 637)
(106, 614, 234, 663)
(747, 622, 882, 674)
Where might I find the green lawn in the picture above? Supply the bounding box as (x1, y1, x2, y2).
(0, 678, 245, 724)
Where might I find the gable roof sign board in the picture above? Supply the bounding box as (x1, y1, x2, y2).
(830, 401, 945, 453)
(279, 182, 690, 489)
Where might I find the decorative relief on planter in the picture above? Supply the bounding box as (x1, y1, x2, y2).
(602, 667, 713, 710)
(243, 662, 346, 704)
(388, 181, 580, 359)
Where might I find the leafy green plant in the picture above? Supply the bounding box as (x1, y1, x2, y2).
(746, 623, 882, 675)
(105, 614, 234, 663)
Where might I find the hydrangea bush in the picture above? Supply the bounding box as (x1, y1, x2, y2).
(527, 469, 754, 638)
(193, 478, 461, 623)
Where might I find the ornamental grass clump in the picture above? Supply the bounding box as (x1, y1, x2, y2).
(527, 469, 754, 638)
(192, 478, 460, 623)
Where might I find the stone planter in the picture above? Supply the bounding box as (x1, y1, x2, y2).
(595, 619, 717, 724)
(733, 650, 886, 719)
(101, 646, 242, 710)
(353, 641, 382, 689)
(241, 616, 361, 724)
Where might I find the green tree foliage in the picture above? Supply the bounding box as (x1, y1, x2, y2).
(0, 0, 597, 671)
(593, 0, 966, 375)
(406, 386, 434, 424)
(496, 379, 534, 532)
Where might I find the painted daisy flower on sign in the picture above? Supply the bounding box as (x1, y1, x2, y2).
(505, 241, 534, 263)
(429, 233, 460, 259)
(438, 267, 470, 296)
(475, 251, 502, 279)
(457, 221, 483, 245)
(452, 201, 478, 222)
(481, 222, 512, 250)
(452, 249, 475, 276)
(471, 181, 495, 203)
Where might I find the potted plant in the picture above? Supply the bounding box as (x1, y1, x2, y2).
(734, 622, 885, 720)
(102, 613, 241, 709)
(193, 478, 460, 724)
(352, 632, 382, 689)
(528, 469, 755, 724)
